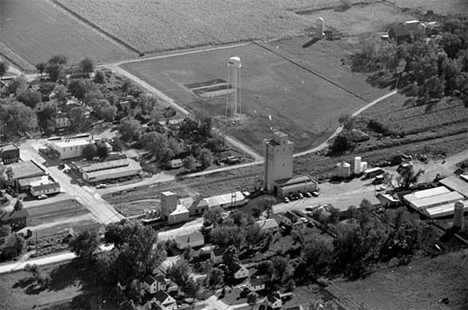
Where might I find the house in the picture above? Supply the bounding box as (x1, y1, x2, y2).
(211, 246, 226, 264)
(55, 112, 71, 130)
(0, 143, 20, 164)
(281, 211, 303, 229)
(267, 293, 282, 309)
(388, 21, 425, 44)
(30, 181, 61, 197)
(152, 291, 177, 310)
(169, 159, 183, 169)
(247, 277, 266, 292)
(232, 263, 249, 279)
(142, 274, 167, 294)
(174, 231, 205, 250)
(0, 209, 29, 231)
(256, 218, 279, 234)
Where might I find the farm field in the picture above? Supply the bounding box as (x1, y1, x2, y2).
(328, 251, 468, 310)
(120, 42, 371, 154)
(0, 0, 134, 70)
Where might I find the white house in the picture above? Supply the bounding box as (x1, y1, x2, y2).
(174, 231, 205, 250)
(232, 263, 249, 279)
(267, 293, 282, 309)
(30, 181, 61, 197)
(169, 159, 183, 169)
(210, 246, 226, 264)
(152, 291, 177, 310)
(281, 211, 303, 229)
(142, 274, 167, 294)
(247, 277, 266, 292)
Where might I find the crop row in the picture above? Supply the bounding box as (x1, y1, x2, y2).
(56, 0, 361, 54)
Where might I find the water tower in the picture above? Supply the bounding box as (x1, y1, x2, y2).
(226, 56, 242, 119)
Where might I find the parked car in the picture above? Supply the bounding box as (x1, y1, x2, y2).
(37, 194, 47, 200)
(305, 192, 312, 198)
(312, 191, 319, 197)
(96, 184, 107, 189)
(298, 193, 304, 199)
(284, 197, 290, 203)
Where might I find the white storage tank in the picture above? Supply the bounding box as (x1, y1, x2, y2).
(361, 161, 368, 172)
(354, 156, 362, 175)
(337, 161, 351, 178)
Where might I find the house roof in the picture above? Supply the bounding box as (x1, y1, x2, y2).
(267, 293, 281, 303)
(0, 143, 19, 152)
(284, 211, 298, 222)
(0, 209, 29, 221)
(274, 176, 313, 187)
(256, 218, 279, 230)
(31, 182, 60, 192)
(250, 277, 264, 287)
(10, 160, 45, 180)
(143, 275, 156, 285)
(154, 274, 166, 284)
(213, 246, 226, 256)
(439, 176, 468, 198)
(154, 291, 172, 303)
(232, 263, 245, 273)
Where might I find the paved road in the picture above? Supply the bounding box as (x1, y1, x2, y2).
(19, 139, 124, 224)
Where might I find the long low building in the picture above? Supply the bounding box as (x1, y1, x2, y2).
(439, 176, 468, 198)
(274, 176, 317, 198)
(72, 157, 142, 183)
(10, 160, 46, 181)
(403, 186, 464, 211)
(425, 200, 468, 218)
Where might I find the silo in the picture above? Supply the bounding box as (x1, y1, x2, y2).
(454, 200, 464, 229)
(337, 161, 351, 178)
(361, 161, 368, 172)
(354, 156, 362, 175)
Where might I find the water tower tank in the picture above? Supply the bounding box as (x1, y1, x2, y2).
(228, 56, 242, 68)
(454, 200, 464, 228)
(354, 156, 362, 175)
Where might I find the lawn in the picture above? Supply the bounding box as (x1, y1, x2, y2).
(327, 251, 468, 310)
(0, 263, 83, 310)
(0, 0, 134, 70)
(121, 43, 369, 154)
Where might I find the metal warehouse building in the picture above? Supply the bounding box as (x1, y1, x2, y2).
(72, 158, 142, 183)
(403, 186, 464, 212)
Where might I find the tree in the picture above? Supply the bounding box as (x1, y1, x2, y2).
(49, 54, 67, 65)
(94, 70, 105, 84)
(184, 155, 197, 172)
(96, 142, 109, 159)
(16, 90, 42, 109)
(199, 148, 213, 169)
(396, 165, 424, 190)
(68, 229, 100, 262)
(167, 260, 190, 288)
(68, 79, 89, 100)
(14, 199, 23, 211)
(37, 105, 57, 131)
(7, 76, 27, 95)
(141, 131, 167, 160)
(209, 267, 225, 287)
(203, 206, 224, 226)
(79, 57, 94, 76)
(36, 62, 46, 76)
(0, 101, 37, 135)
(82, 144, 97, 160)
(182, 246, 195, 262)
(0, 225, 11, 237)
(247, 292, 258, 309)
(0, 61, 9, 80)
(271, 256, 294, 283)
(330, 133, 354, 154)
(45, 63, 63, 82)
(99, 105, 117, 122)
(251, 206, 261, 218)
(69, 107, 88, 132)
(118, 117, 141, 142)
(53, 84, 68, 103)
(256, 196, 276, 218)
(0, 166, 13, 189)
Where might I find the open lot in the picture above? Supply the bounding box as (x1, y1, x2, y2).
(121, 43, 370, 154)
(24, 198, 98, 238)
(328, 251, 468, 310)
(0, 0, 133, 70)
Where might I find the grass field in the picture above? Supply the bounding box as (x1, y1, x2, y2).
(0, 0, 134, 70)
(121, 42, 371, 154)
(328, 251, 468, 310)
(0, 263, 83, 310)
